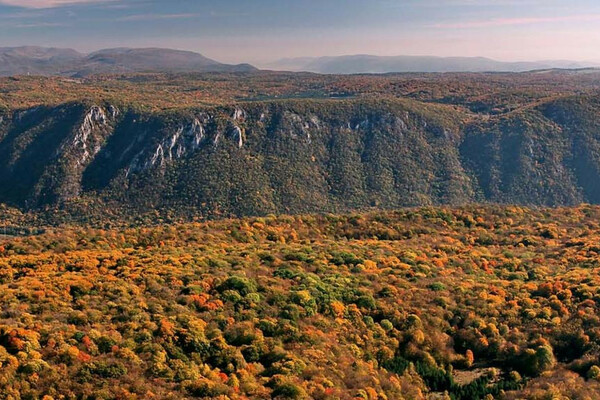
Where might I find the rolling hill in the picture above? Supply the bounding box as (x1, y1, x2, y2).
(0, 46, 84, 76)
(0, 46, 257, 77)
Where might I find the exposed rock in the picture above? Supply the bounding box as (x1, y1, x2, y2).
(309, 116, 321, 129)
(185, 118, 206, 148)
(213, 131, 222, 147)
(283, 111, 317, 143)
(354, 118, 370, 130)
(395, 117, 408, 131)
(72, 106, 109, 166)
(108, 105, 120, 118)
(230, 125, 244, 148)
(233, 108, 246, 121)
(128, 117, 207, 174)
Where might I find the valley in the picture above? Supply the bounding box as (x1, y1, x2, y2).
(2, 70, 600, 399)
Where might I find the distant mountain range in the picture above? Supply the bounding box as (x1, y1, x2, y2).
(264, 55, 600, 74)
(2, 47, 600, 77)
(0, 46, 257, 76)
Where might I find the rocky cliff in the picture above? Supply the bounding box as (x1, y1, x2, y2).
(1, 97, 599, 218)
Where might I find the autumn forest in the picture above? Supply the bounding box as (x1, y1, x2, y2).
(1, 205, 600, 399)
(3, 68, 600, 399)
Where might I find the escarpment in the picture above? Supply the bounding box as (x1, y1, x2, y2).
(1, 96, 600, 217)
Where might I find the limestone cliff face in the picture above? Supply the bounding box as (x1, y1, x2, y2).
(126, 117, 207, 175)
(1, 97, 600, 216)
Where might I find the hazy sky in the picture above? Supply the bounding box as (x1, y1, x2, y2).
(1, 0, 599, 65)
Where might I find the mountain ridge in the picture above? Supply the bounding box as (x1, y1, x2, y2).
(3, 71, 600, 222)
(0, 46, 257, 77)
(264, 54, 600, 74)
(2, 94, 600, 221)
(3, 46, 600, 77)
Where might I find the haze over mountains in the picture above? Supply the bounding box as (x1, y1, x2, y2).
(0, 46, 256, 77)
(265, 55, 600, 74)
(2, 46, 600, 77)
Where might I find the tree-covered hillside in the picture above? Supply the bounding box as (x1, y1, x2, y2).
(2, 89, 600, 219)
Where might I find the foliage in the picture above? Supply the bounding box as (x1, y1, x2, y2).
(1, 206, 600, 398)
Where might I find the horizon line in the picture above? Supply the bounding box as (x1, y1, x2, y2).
(1, 44, 600, 65)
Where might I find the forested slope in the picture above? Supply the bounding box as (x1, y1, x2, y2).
(2, 94, 600, 219)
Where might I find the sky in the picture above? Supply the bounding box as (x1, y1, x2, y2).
(0, 0, 599, 65)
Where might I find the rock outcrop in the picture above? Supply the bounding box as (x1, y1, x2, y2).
(1, 97, 600, 217)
